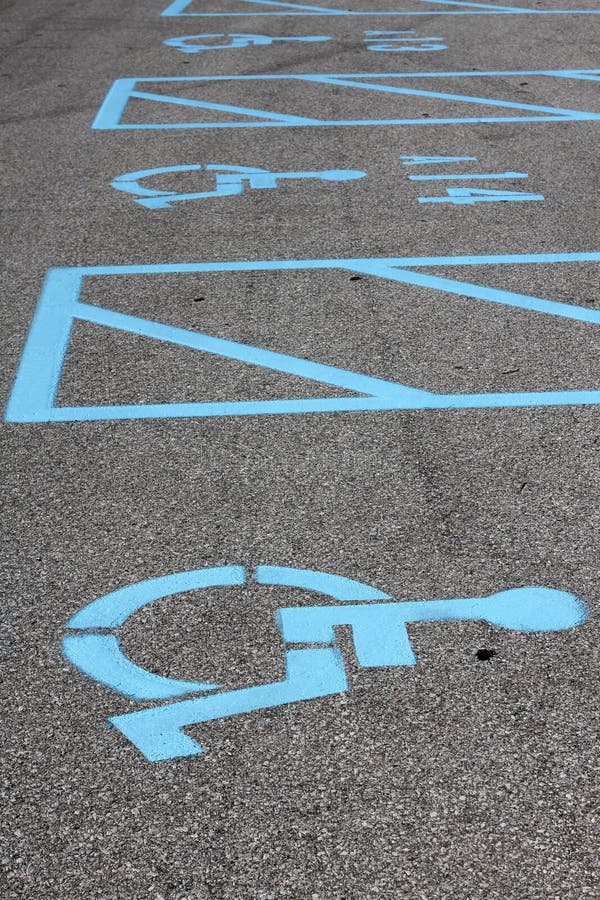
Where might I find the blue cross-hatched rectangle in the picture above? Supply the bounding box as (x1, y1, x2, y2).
(5, 251, 600, 425)
(92, 69, 600, 131)
(162, 0, 600, 18)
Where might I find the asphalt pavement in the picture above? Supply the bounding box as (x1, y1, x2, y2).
(1, 0, 599, 897)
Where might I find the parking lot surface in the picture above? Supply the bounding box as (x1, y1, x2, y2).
(1, 0, 599, 897)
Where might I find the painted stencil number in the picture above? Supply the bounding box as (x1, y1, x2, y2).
(420, 186, 545, 205)
(401, 156, 545, 206)
(364, 29, 446, 51)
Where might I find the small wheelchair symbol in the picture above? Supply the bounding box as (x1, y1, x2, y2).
(62, 565, 589, 762)
(163, 33, 332, 54)
(111, 164, 366, 209)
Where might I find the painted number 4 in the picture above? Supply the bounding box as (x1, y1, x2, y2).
(400, 155, 545, 205)
(365, 30, 446, 51)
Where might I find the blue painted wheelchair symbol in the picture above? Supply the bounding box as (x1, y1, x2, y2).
(62, 565, 589, 762)
(164, 32, 331, 53)
(111, 164, 366, 209)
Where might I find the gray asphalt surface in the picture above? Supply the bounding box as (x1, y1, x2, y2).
(1, 0, 600, 897)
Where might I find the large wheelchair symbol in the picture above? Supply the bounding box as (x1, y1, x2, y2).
(62, 565, 589, 762)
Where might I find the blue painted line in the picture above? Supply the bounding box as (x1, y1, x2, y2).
(4, 268, 84, 425)
(3, 276, 430, 423)
(409, 171, 528, 181)
(424, 0, 525, 10)
(14, 391, 600, 421)
(301, 73, 595, 118)
(162, 0, 352, 14)
(360, 251, 600, 267)
(103, 69, 600, 81)
(17, 251, 600, 276)
(364, 28, 416, 33)
(548, 72, 600, 81)
(160, 11, 600, 16)
(7, 253, 600, 424)
(418, 188, 544, 204)
(75, 301, 420, 399)
(91, 71, 600, 131)
(33, 391, 600, 421)
(161, 0, 600, 16)
(217, 0, 350, 12)
(93, 116, 592, 130)
(345, 260, 600, 323)
(129, 89, 322, 125)
(93, 78, 138, 129)
(62, 634, 219, 699)
(401, 154, 478, 164)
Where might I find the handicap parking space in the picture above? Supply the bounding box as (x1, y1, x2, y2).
(1, 0, 600, 897)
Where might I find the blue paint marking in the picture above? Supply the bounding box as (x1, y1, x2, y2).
(409, 171, 528, 181)
(6, 252, 600, 425)
(112, 647, 348, 762)
(162, 0, 600, 17)
(255, 564, 391, 600)
(365, 27, 416, 33)
(91, 70, 600, 131)
(401, 154, 478, 165)
(62, 565, 589, 760)
(400, 159, 544, 203)
(278, 586, 589, 665)
(66, 566, 247, 628)
(62, 634, 220, 699)
(112, 164, 365, 208)
(364, 30, 446, 51)
(164, 32, 331, 52)
(367, 43, 447, 52)
(419, 186, 544, 204)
